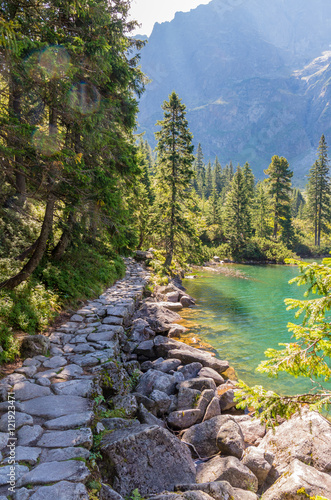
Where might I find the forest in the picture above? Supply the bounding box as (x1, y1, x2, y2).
(0, 0, 330, 364)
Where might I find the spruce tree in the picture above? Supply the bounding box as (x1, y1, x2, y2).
(307, 135, 330, 247)
(194, 143, 205, 197)
(253, 182, 270, 238)
(264, 156, 293, 240)
(205, 161, 213, 199)
(213, 157, 223, 194)
(223, 165, 251, 254)
(152, 92, 196, 268)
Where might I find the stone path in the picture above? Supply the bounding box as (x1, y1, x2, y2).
(0, 258, 150, 500)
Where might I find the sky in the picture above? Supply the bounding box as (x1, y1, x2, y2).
(129, 0, 211, 36)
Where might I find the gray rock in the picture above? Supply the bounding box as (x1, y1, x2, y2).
(232, 489, 258, 500)
(233, 415, 266, 446)
(134, 304, 181, 333)
(178, 378, 217, 393)
(196, 390, 215, 417)
(177, 387, 201, 411)
(165, 291, 180, 302)
(130, 319, 154, 343)
(176, 481, 235, 500)
(178, 363, 203, 380)
(22, 358, 41, 367)
(15, 365, 38, 377)
(13, 381, 51, 401)
(3, 446, 41, 465)
(70, 314, 85, 322)
(135, 369, 177, 396)
(33, 368, 57, 380)
(106, 306, 130, 321)
(137, 404, 166, 428)
(103, 316, 123, 325)
(0, 432, 9, 451)
(100, 424, 196, 496)
(20, 395, 92, 418)
(30, 481, 89, 500)
(168, 324, 188, 338)
(258, 409, 331, 478)
(216, 416, 245, 459)
(39, 446, 90, 463)
(49, 346, 64, 356)
(135, 340, 155, 358)
(21, 335, 50, 358)
(196, 456, 258, 492)
(58, 321, 81, 333)
(0, 412, 33, 432)
(111, 394, 138, 418)
(153, 359, 182, 373)
(44, 411, 94, 430)
(99, 361, 131, 395)
(87, 331, 117, 343)
(261, 459, 331, 500)
(198, 367, 224, 386)
(51, 379, 94, 397)
(17, 461, 90, 487)
(37, 428, 93, 449)
(150, 390, 172, 416)
(241, 447, 273, 487)
(101, 418, 140, 432)
(169, 349, 229, 375)
(36, 377, 51, 387)
(181, 416, 225, 458)
(180, 296, 195, 307)
(17, 425, 43, 446)
(72, 344, 95, 353)
(203, 397, 221, 421)
(155, 301, 183, 311)
(100, 484, 125, 500)
(12, 488, 31, 500)
(43, 355, 67, 369)
(217, 381, 237, 411)
(167, 409, 202, 430)
(0, 465, 29, 486)
(56, 364, 84, 379)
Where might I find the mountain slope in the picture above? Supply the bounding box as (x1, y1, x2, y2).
(136, 0, 331, 179)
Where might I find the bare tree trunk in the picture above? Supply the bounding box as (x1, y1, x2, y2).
(0, 194, 56, 290)
(52, 212, 75, 260)
(15, 240, 39, 261)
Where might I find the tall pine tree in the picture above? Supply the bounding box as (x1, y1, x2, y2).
(152, 92, 196, 268)
(307, 135, 330, 247)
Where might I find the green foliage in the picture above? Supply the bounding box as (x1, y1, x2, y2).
(236, 257, 331, 424)
(128, 488, 145, 500)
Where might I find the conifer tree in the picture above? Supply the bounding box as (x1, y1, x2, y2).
(253, 182, 270, 238)
(307, 135, 330, 247)
(213, 157, 223, 194)
(243, 162, 255, 198)
(223, 165, 251, 254)
(152, 92, 196, 268)
(264, 156, 293, 240)
(193, 143, 205, 196)
(205, 161, 213, 199)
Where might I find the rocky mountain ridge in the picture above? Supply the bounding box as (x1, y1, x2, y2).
(136, 0, 331, 180)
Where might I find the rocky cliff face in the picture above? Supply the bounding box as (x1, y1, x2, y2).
(136, 0, 331, 179)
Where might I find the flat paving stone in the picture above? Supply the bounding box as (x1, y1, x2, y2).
(29, 481, 89, 499)
(22, 358, 41, 367)
(43, 356, 67, 369)
(106, 306, 130, 318)
(13, 381, 51, 401)
(69, 335, 88, 344)
(0, 412, 33, 432)
(72, 344, 95, 354)
(3, 446, 41, 465)
(0, 432, 9, 451)
(87, 331, 117, 342)
(68, 353, 100, 367)
(33, 368, 58, 380)
(17, 460, 90, 487)
(44, 412, 94, 430)
(15, 365, 38, 377)
(37, 428, 93, 449)
(0, 465, 29, 486)
(20, 395, 92, 418)
(102, 316, 123, 325)
(17, 425, 43, 446)
(36, 378, 51, 387)
(58, 322, 80, 333)
(70, 314, 85, 322)
(56, 364, 84, 379)
(39, 446, 90, 463)
(96, 324, 124, 333)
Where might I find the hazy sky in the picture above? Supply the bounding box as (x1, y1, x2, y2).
(130, 0, 211, 36)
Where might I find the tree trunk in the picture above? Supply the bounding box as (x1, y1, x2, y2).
(15, 240, 39, 261)
(52, 212, 75, 260)
(0, 194, 56, 290)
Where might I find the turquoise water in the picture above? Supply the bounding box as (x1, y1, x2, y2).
(181, 264, 324, 396)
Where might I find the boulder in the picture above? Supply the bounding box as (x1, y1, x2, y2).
(150, 390, 172, 416)
(241, 447, 274, 487)
(178, 363, 203, 380)
(156, 302, 184, 312)
(130, 319, 155, 342)
(178, 378, 217, 393)
(153, 358, 182, 373)
(134, 305, 181, 333)
(233, 415, 266, 446)
(258, 410, 331, 479)
(176, 481, 235, 500)
(203, 397, 221, 421)
(216, 416, 245, 459)
(135, 250, 154, 261)
(198, 367, 224, 386)
(217, 381, 237, 411)
(181, 415, 226, 458)
(167, 410, 203, 430)
(168, 324, 188, 338)
(177, 387, 201, 411)
(166, 292, 180, 303)
(99, 362, 131, 397)
(135, 340, 155, 358)
(100, 424, 196, 496)
(135, 369, 177, 396)
(20, 335, 50, 358)
(111, 394, 138, 419)
(168, 349, 229, 375)
(137, 404, 166, 428)
(196, 456, 258, 492)
(195, 389, 215, 417)
(180, 296, 195, 307)
(261, 459, 331, 500)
